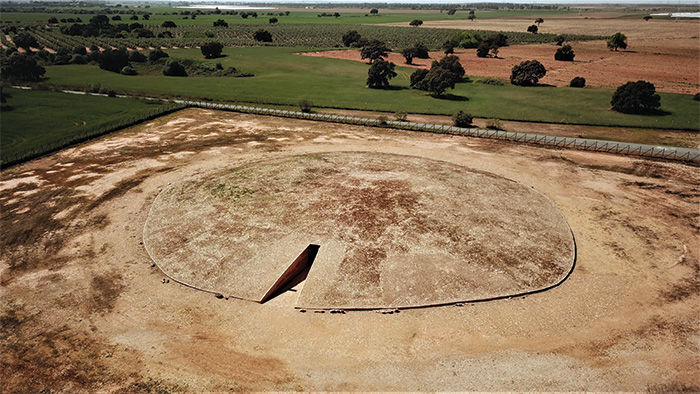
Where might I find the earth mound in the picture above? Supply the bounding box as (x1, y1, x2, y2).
(144, 152, 575, 309)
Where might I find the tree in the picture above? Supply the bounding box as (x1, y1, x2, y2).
(569, 77, 586, 88)
(253, 29, 272, 42)
(554, 44, 575, 61)
(410, 69, 429, 88)
(442, 40, 456, 54)
(213, 19, 228, 27)
(611, 80, 661, 114)
(476, 41, 491, 58)
(555, 35, 565, 46)
(112, 15, 122, 21)
(510, 60, 546, 86)
(333, 12, 341, 18)
(643, 16, 653, 21)
(401, 47, 416, 64)
(447, 9, 457, 15)
(161, 21, 177, 28)
(409, 19, 423, 27)
(694, 93, 700, 101)
(269, 17, 278, 24)
(535, 17, 544, 25)
(130, 15, 139, 20)
(370, 8, 379, 14)
(453, 111, 473, 127)
(201, 41, 223, 58)
(48, 16, 58, 23)
(360, 40, 389, 63)
(366, 59, 397, 89)
(89, 14, 110, 28)
(98, 48, 130, 73)
(607, 32, 628, 51)
(163, 60, 187, 76)
(527, 24, 538, 34)
(413, 67, 459, 96)
(1, 52, 45, 81)
(342, 30, 362, 47)
(435, 55, 465, 78)
(13, 32, 39, 50)
(298, 98, 313, 112)
(148, 48, 169, 62)
(468, 14, 476, 22)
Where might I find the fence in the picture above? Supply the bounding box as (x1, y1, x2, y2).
(184, 100, 700, 165)
(1, 102, 186, 169)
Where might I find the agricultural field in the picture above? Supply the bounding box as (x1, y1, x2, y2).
(1, 3, 699, 392)
(42, 47, 699, 131)
(0, 88, 174, 166)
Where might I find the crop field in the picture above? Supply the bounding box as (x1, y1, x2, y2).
(0, 88, 172, 165)
(1, 108, 698, 392)
(1, 2, 699, 391)
(42, 47, 699, 131)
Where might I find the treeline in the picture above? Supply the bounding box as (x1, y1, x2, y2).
(240, 3, 567, 11)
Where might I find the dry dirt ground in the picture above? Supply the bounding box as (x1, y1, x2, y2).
(305, 14, 700, 94)
(1, 108, 699, 392)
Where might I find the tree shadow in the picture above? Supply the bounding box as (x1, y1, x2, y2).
(206, 54, 228, 59)
(435, 93, 469, 101)
(377, 85, 409, 91)
(617, 108, 672, 116)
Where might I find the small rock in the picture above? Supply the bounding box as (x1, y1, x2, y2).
(299, 309, 306, 313)
(151, 263, 156, 267)
(455, 303, 464, 307)
(215, 293, 224, 299)
(314, 310, 325, 314)
(139, 241, 143, 245)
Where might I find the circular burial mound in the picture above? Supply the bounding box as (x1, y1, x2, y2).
(144, 152, 575, 310)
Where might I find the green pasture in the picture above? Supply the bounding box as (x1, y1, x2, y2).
(42, 47, 699, 131)
(0, 88, 170, 163)
(0, 8, 573, 26)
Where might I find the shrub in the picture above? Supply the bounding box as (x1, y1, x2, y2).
(611, 80, 661, 114)
(527, 25, 538, 34)
(394, 112, 408, 122)
(694, 93, 700, 101)
(148, 49, 169, 62)
(161, 21, 177, 28)
(452, 111, 473, 127)
(409, 19, 423, 27)
(1, 52, 45, 81)
(479, 78, 503, 85)
(554, 44, 575, 61)
(570, 76, 586, 88)
(120, 65, 137, 75)
(486, 119, 504, 130)
(510, 60, 546, 86)
(298, 98, 313, 113)
(213, 19, 228, 27)
(253, 29, 272, 42)
(70, 54, 87, 64)
(129, 51, 147, 63)
(162, 60, 187, 77)
(73, 45, 87, 55)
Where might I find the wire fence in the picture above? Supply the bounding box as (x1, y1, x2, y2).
(184, 101, 700, 165)
(3, 97, 697, 169)
(1, 103, 186, 170)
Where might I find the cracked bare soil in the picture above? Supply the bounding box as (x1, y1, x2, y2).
(1, 108, 698, 392)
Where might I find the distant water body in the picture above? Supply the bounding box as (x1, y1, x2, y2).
(650, 12, 700, 18)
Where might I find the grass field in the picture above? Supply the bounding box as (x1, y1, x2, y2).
(0, 88, 171, 164)
(0, 8, 573, 26)
(43, 47, 699, 131)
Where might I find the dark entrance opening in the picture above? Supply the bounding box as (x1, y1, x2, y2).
(260, 244, 320, 303)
